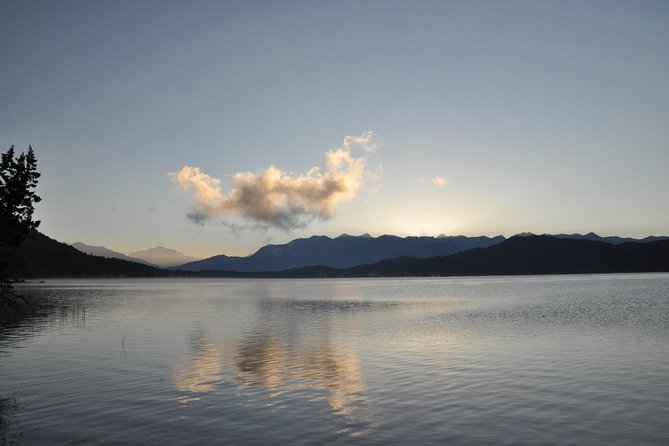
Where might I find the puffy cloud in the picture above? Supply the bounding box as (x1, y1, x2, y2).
(431, 176, 447, 186)
(169, 132, 381, 230)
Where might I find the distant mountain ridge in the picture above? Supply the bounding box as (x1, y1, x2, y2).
(70, 231, 669, 272)
(197, 235, 669, 278)
(552, 232, 669, 244)
(340, 235, 669, 277)
(1, 232, 668, 279)
(174, 233, 506, 272)
(71, 242, 156, 266)
(129, 247, 198, 268)
(1, 231, 174, 278)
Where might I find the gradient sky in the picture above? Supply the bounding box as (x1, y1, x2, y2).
(2, 0, 668, 258)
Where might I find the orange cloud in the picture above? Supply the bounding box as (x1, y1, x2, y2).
(432, 176, 447, 186)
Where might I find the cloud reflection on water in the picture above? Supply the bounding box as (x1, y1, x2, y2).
(171, 297, 372, 419)
(174, 341, 224, 404)
(233, 298, 369, 418)
(235, 331, 366, 417)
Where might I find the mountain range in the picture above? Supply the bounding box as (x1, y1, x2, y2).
(174, 233, 506, 272)
(70, 232, 669, 273)
(71, 242, 156, 266)
(70, 242, 198, 268)
(552, 232, 669, 244)
(2, 231, 668, 279)
(253, 235, 669, 278)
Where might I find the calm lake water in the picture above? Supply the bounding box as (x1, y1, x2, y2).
(1, 274, 668, 445)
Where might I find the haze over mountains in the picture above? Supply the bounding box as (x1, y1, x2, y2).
(71, 243, 198, 268)
(127, 247, 197, 268)
(71, 242, 156, 266)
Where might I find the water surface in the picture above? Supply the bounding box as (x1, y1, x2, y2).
(1, 275, 668, 444)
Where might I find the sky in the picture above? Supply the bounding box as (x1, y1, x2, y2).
(1, 0, 668, 258)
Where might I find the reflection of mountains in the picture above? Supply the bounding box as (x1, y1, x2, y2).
(234, 299, 369, 416)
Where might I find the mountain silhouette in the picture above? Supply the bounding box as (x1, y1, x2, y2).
(2, 232, 668, 279)
(1, 231, 174, 278)
(175, 233, 506, 272)
(244, 235, 669, 278)
(71, 242, 156, 266)
(553, 232, 669, 244)
(129, 247, 198, 268)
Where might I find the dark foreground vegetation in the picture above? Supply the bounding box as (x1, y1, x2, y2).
(1, 146, 42, 306)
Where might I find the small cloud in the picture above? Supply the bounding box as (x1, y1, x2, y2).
(170, 132, 382, 231)
(187, 211, 210, 225)
(342, 132, 382, 153)
(431, 176, 447, 187)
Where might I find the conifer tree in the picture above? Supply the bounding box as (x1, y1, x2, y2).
(0, 145, 41, 247)
(1, 145, 41, 306)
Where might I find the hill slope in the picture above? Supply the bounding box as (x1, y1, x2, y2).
(71, 242, 156, 266)
(1, 231, 175, 278)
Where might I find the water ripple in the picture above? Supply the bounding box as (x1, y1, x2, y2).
(0, 275, 667, 444)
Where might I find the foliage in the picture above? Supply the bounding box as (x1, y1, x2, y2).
(1, 145, 40, 308)
(0, 146, 41, 247)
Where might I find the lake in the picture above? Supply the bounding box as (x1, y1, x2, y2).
(1, 274, 668, 445)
